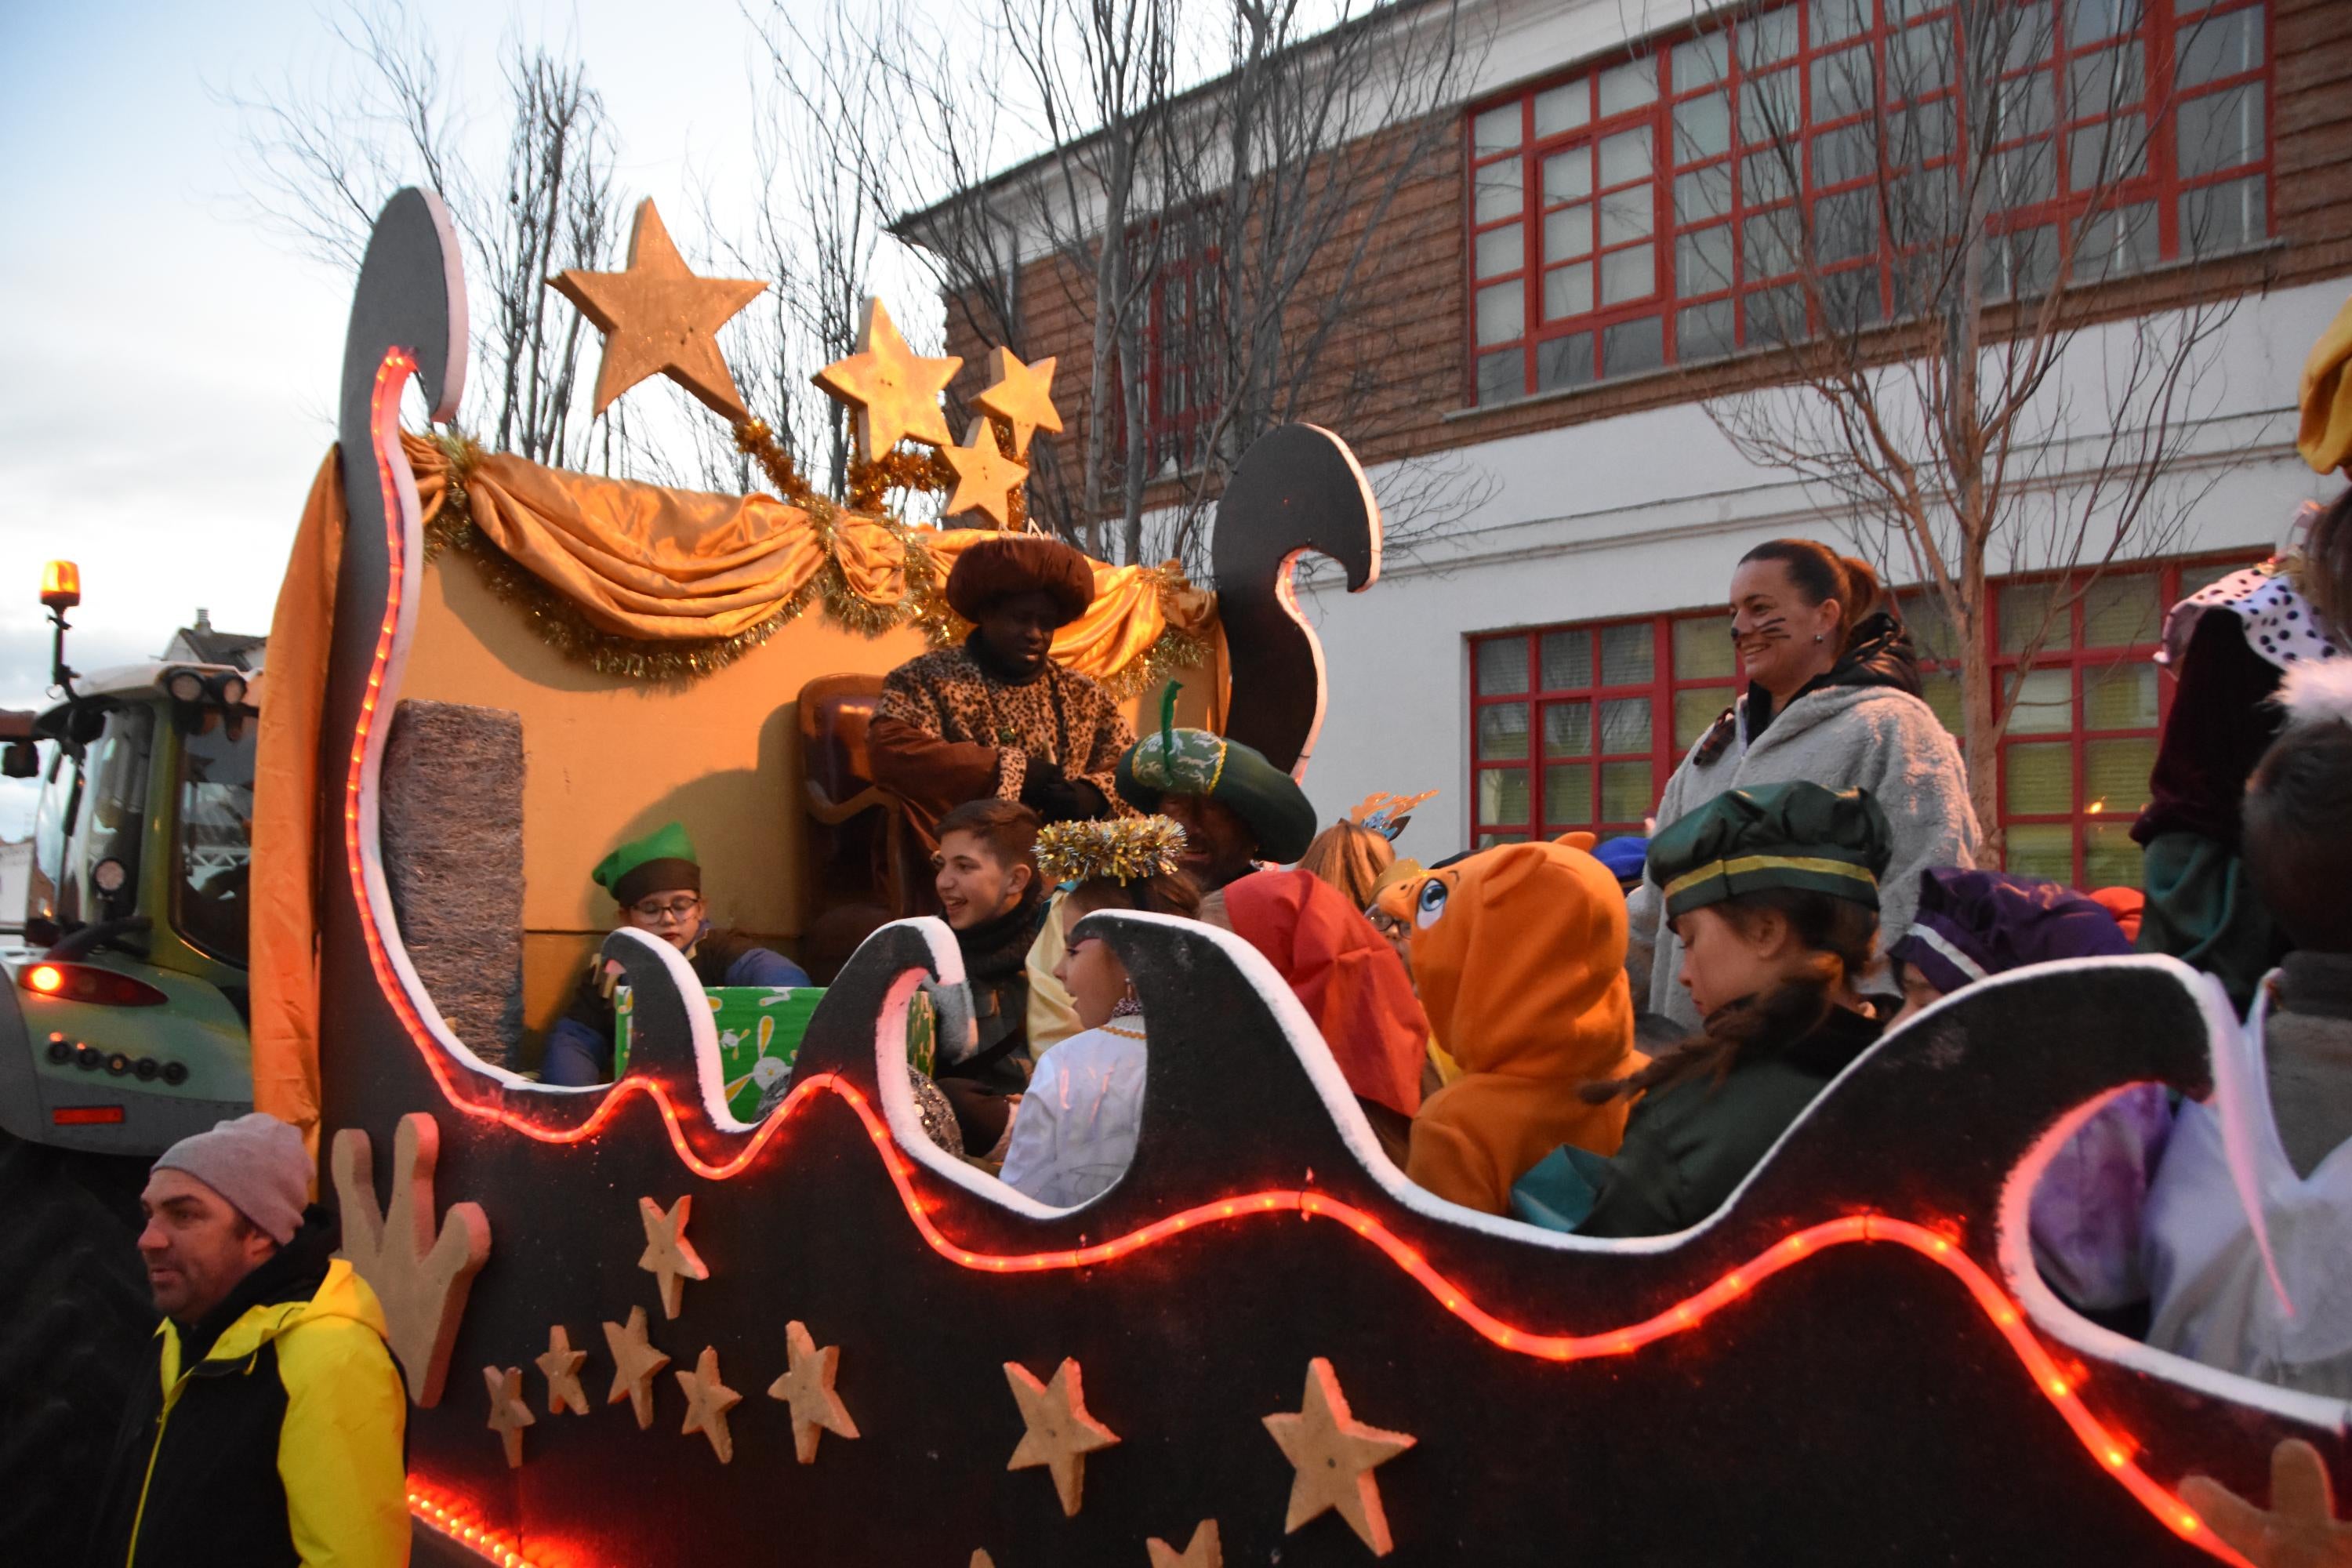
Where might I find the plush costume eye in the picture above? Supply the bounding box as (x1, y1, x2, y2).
(1414, 877, 1448, 929)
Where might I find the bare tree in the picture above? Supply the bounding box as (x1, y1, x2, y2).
(1695, 0, 2257, 859)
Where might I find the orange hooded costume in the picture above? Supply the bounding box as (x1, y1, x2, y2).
(1401, 840, 1642, 1214)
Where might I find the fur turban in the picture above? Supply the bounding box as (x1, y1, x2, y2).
(944, 535, 1096, 626)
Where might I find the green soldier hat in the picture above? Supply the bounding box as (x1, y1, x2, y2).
(1116, 686, 1319, 865)
(1649, 782, 1892, 919)
(593, 821, 702, 907)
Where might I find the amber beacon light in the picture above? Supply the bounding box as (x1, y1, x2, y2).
(40, 561, 81, 612)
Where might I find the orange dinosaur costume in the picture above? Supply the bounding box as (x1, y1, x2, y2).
(1402, 839, 1642, 1214)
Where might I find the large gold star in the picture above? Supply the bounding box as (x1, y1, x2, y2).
(637, 1193, 710, 1320)
(972, 346, 1063, 456)
(1004, 1357, 1120, 1517)
(1147, 1519, 1223, 1567)
(601, 1305, 672, 1430)
(2181, 1439, 2352, 1568)
(813, 297, 961, 464)
(550, 198, 766, 423)
(767, 1319, 860, 1465)
(940, 418, 1030, 529)
(483, 1364, 535, 1468)
(1261, 1358, 1417, 1557)
(535, 1324, 590, 1417)
(675, 1345, 745, 1465)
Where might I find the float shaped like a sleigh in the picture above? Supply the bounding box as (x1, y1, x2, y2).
(303, 190, 2348, 1566)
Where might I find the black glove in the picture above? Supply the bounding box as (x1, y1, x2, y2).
(1018, 758, 1106, 821)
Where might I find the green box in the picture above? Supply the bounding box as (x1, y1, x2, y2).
(615, 985, 938, 1123)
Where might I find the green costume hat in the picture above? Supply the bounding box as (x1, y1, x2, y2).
(1114, 686, 1319, 864)
(593, 821, 702, 908)
(1650, 782, 1891, 919)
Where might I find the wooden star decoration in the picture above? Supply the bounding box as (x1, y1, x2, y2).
(1147, 1519, 1222, 1567)
(637, 1193, 710, 1319)
(332, 1112, 490, 1408)
(602, 1305, 672, 1430)
(813, 296, 961, 464)
(550, 198, 767, 423)
(1261, 1358, 1417, 1557)
(972, 346, 1062, 457)
(535, 1324, 590, 1417)
(483, 1364, 535, 1468)
(676, 1345, 745, 1465)
(766, 1319, 859, 1464)
(1004, 1357, 1121, 1517)
(2181, 1439, 2352, 1568)
(941, 418, 1030, 529)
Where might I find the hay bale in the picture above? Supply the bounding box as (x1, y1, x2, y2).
(380, 700, 524, 1066)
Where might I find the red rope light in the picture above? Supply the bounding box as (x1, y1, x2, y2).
(350, 354, 2242, 1566)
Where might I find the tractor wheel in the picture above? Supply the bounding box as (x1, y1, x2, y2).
(0, 1128, 153, 1563)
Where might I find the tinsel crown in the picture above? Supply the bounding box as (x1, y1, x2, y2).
(1036, 815, 1189, 886)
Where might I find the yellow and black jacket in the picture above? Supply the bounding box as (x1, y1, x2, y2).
(84, 1209, 408, 1568)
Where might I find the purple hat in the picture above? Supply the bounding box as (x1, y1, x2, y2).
(1888, 868, 2132, 996)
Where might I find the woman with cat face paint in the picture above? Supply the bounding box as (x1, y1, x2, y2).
(1630, 539, 1983, 1032)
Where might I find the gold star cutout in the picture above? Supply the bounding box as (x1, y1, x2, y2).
(970, 1555, 996, 1568)
(813, 297, 961, 464)
(550, 198, 767, 423)
(941, 418, 1030, 529)
(637, 1193, 710, 1320)
(675, 1345, 744, 1465)
(601, 1305, 672, 1430)
(2182, 1439, 2352, 1568)
(483, 1364, 535, 1468)
(1261, 1358, 1417, 1557)
(1004, 1357, 1120, 1517)
(331, 1112, 490, 1408)
(972, 346, 1062, 457)
(1147, 1519, 1222, 1567)
(766, 1319, 859, 1464)
(535, 1324, 590, 1417)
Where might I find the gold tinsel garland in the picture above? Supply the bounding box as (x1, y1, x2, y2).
(419, 426, 1199, 690)
(1035, 815, 1189, 886)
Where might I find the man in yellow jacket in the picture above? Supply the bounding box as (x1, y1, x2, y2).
(84, 1113, 408, 1567)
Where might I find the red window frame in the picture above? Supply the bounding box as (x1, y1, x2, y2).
(1461, 0, 2274, 406)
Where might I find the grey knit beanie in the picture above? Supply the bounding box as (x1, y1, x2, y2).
(152, 1112, 311, 1244)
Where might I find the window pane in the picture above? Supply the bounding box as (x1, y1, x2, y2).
(2179, 85, 2263, 178)
(1600, 621, 1656, 684)
(1476, 280, 1525, 346)
(1544, 700, 1593, 756)
(1544, 764, 1594, 825)
(1813, 121, 1878, 187)
(2005, 822, 2074, 881)
(1984, 223, 2060, 299)
(1475, 162, 1524, 222)
(1673, 614, 1737, 678)
(1599, 127, 1653, 186)
(2065, 0, 2144, 46)
(1744, 147, 1799, 207)
(2069, 116, 2147, 188)
(2083, 822, 2140, 889)
(1810, 0, 1871, 45)
(1600, 245, 1656, 304)
(1601, 760, 1657, 823)
(1816, 189, 1878, 263)
(2006, 741, 2074, 814)
(1901, 593, 1962, 662)
(1996, 70, 2057, 142)
(1475, 223, 1524, 279)
(1994, 138, 2059, 210)
(1534, 81, 1592, 137)
(1537, 332, 1597, 390)
(1678, 224, 1736, 294)
(1889, 21, 1955, 90)
(2079, 201, 2158, 276)
(1676, 164, 1735, 223)
(2183, 173, 2267, 254)
(1480, 766, 1530, 825)
(1599, 188, 1655, 245)
(1673, 31, 1731, 91)
(1739, 7, 1800, 67)
(1744, 204, 1801, 278)
(2006, 2, 2057, 71)
(1474, 103, 1522, 154)
(1675, 685, 1737, 746)
(1813, 44, 1875, 122)
(2005, 666, 2074, 732)
(2177, 5, 2262, 86)
(2070, 42, 2146, 117)
(2083, 572, 2159, 646)
(1546, 203, 1595, 260)
(2085, 735, 2156, 816)
(2085, 662, 2159, 729)
(1545, 149, 1595, 202)
(1475, 640, 1529, 695)
(1920, 670, 1966, 735)
(1479, 701, 1531, 759)
(1475, 348, 1523, 405)
(1599, 58, 1660, 115)
(1599, 696, 1653, 753)
(1675, 93, 1732, 162)
(1998, 579, 2071, 652)
(1745, 282, 1807, 345)
(1741, 71, 1801, 148)
(1679, 298, 1737, 358)
(1603, 314, 1666, 376)
(1541, 629, 1592, 688)
(1544, 262, 1595, 320)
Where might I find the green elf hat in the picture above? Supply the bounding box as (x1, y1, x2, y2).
(592, 821, 702, 908)
(1650, 782, 1891, 919)
(1114, 684, 1319, 864)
